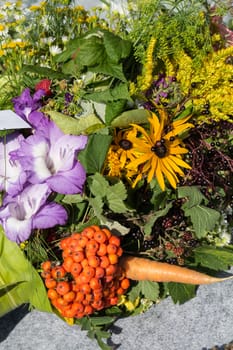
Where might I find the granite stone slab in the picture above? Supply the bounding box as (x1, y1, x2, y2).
(1, 278, 233, 350)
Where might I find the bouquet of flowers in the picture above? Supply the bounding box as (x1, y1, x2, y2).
(0, 1, 233, 349)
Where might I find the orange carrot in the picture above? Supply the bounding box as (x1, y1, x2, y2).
(120, 255, 232, 285)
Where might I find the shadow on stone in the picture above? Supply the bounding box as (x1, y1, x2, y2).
(0, 304, 29, 342)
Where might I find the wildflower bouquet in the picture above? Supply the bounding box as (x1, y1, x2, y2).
(0, 0, 233, 349)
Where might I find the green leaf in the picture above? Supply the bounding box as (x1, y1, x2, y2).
(144, 202, 173, 236)
(105, 99, 127, 125)
(84, 83, 130, 103)
(184, 205, 220, 238)
(62, 194, 85, 204)
(89, 173, 109, 198)
(0, 227, 52, 317)
(194, 245, 233, 271)
(103, 30, 132, 62)
(20, 65, 67, 79)
(90, 61, 127, 81)
(78, 134, 112, 173)
(139, 280, 160, 302)
(168, 282, 197, 304)
(47, 111, 103, 135)
(111, 109, 151, 127)
(178, 186, 207, 208)
(88, 196, 105, 221)
(106, 181, 128, 213)
(89, 316, 116, 326)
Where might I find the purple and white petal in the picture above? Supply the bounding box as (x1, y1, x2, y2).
(46, 161, 86, 194)
(3, 216, 32, 244)
(0, 132, 27, 196)
(32, 202, 68, 229)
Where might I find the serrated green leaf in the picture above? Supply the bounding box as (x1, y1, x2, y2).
(106, 181, 128, 213)
(88, 196, 105, 222)
(111, 109, 151, 127)
(103, 30, 132, 62)
(78, 134, 112, 173)
(62, 194, 85, 204)
(96, 337, 112, 350)
(47, 110, 103, 135)
(178, 186, 207, 208)
(194, 246, 233, 271)
(140, 280, 159, 302)
(0, 226, 52, 317)
(168, 282, 197, 304)
(184, 205, 220, 238)
(144, 202, 173, 236)
(89, 173, 109, 197)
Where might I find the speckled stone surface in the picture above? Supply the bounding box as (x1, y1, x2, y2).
(1, 278, 233, 350)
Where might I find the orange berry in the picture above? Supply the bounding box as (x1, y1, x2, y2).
(51, 266, 66, 280)
(95, 266, 105, 279)
(104, 275, 114, 283)
(77, 235, 88, 248)
(81, 258, 89, 269)
(62, 308, 76, 318)
(72, 251, 85, 263)
(117, 246, 123, 257)
(109, 296, 119, 306)
(100, 255, 110, 269)
(62, 256, 74, 272)
(62, 248, 73, 259)
(63, 291, 76, 303)
(75, 291, 85, 302)
(107, 243, 118, 255)
(105, 264, 117, 276)
(71, 233, 81, 240)
(41, 270, 51, 279)
(45, 278, 57, 289)
(86, 239, 99, 254)
(84, 305, 93, 315)
(109, 235, 121, 247)
(94, 230, 107, 243)
(88, 255, 100, 268)
(89, 277, 102, 290)
(97, 243, 107, 256)
(80, 283, 91, 294)
(71, 302, 84, 314)
(41, 260, 51, 271)
(101, 228, 112, 239)
(70, 262, 82, 277)
(121, 278, 130, 290)
(56, 281, 71, 296)
(116, 287, 125, 295)
(91, 300, 104, 310)
(60, 237, 72, 250)
(83, 265, 95, 279)
(93, 288, 103, 301)
(82, 227, 95, 239)
(56, 296, 69, 307)
(83, 293, 93, 305)
(108, 253, 118, 265)
(47, 288, 59, 300)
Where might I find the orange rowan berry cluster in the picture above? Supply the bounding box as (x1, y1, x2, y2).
(41, 225, 130, 319)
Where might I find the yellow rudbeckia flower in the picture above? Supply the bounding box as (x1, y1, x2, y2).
(126, 109, 193, 191)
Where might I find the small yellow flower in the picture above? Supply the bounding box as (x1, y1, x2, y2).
(127, 109, 193, 190)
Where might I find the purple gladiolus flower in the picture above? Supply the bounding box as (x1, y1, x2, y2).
(0, 132, 27, 196)
(0, 183, 68, 243)
(10, 118, 88, 194)
(12, 88, 45, 126)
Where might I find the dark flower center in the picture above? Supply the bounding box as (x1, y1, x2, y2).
(119, 139, 132, 150)
(151, 140, 167, 158)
